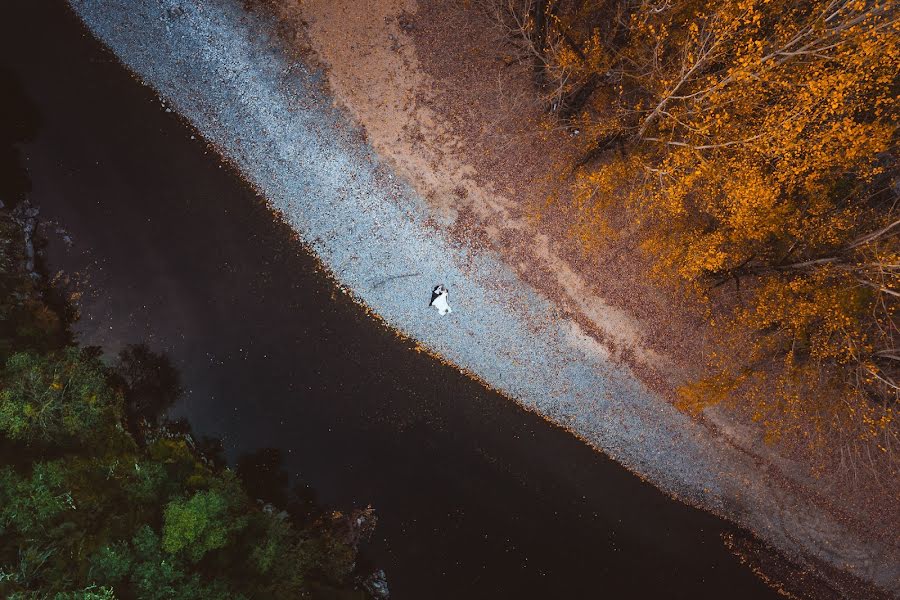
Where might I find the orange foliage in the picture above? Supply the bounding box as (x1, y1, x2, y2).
(527, 0, 899, 448)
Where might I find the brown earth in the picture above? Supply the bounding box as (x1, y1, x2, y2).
(254, 0, 898, 592)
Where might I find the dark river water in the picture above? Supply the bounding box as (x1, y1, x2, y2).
(2, 2, 784, 598)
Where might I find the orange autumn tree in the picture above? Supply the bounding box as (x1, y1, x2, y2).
(501, 0, 899, 450)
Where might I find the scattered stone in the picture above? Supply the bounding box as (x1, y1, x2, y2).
(331, 505, 377, 549)
(363, 569, 390, 599)
(12, 200, 40, 279)
(397, 11, 415, 33)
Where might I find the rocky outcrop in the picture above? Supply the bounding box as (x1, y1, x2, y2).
(11, 200, 40, 279)
(363, 569, 390, 599)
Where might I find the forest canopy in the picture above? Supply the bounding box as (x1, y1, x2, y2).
(496, 0, 899, 452)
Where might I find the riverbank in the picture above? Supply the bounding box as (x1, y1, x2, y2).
(290, 0, 900, 593)
(65, 0, 899, 596)
(289, 0, 900, 562)
(11, 4, 790, 596)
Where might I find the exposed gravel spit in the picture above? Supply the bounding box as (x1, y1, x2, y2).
(67, 0, 899, 595)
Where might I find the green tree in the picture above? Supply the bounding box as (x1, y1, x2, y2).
(0, 349, 121, 444)
(162, 489, 248, 563)
(7, 585, 118, 600)
(0, 462, 70, 535)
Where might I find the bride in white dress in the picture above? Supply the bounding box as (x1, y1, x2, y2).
(429, 284, 452, 315)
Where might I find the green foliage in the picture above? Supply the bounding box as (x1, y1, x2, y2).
(0, 349, 121, 444)
(247, 517, 288, 575)
(89, 543, 132, 585)
(88, 519, 273, 600)
(0, 406, 364, 599)
(0, 462, 69, 535)
(120, 460, 168, 504)
(162, 489, 247, 562)
(7, 584, 118, 600)
(61, 586, 118, 600)
(0, 367, 365, 600)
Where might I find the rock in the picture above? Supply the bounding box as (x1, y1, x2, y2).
(12, 200, 40, 278)
(363, 569, 390, 599)
(331, 505, 377, 549)
(397, 11, 415, 33)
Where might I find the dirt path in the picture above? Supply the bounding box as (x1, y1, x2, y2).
(295, 0, 688, 380)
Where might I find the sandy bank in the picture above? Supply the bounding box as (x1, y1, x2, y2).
(67, 0, 899, 595)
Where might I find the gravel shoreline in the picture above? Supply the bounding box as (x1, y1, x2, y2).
(67, 0, 899, 595)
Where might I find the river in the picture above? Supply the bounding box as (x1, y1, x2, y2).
(1, 2, 784, 598)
